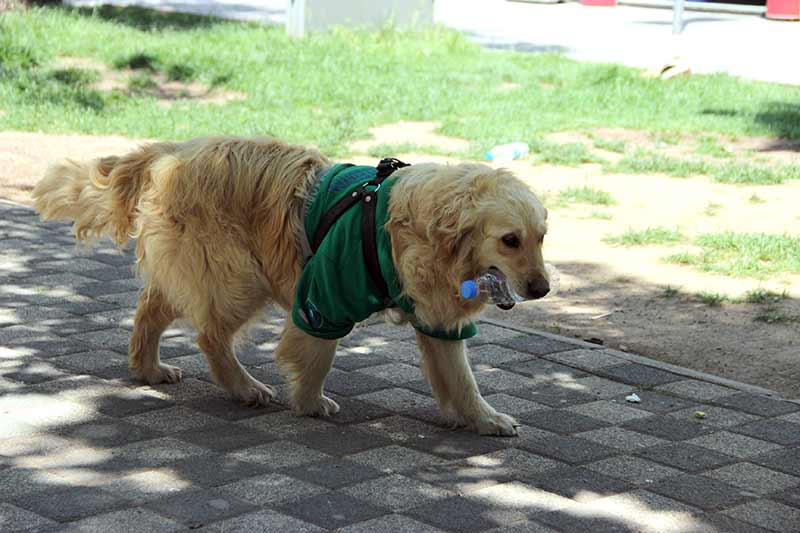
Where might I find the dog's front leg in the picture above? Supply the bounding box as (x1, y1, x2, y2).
(275, 320, 340, 417)
(415, 332, 518, 436)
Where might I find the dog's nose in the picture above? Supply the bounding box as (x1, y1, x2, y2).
(527, 278, 550, 299)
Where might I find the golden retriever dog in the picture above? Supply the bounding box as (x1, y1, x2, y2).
(32, 136, 549, 436)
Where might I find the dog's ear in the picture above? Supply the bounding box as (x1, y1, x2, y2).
(427, 187, 481, 261)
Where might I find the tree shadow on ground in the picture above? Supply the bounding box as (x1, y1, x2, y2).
(67, 4, 229, 31)
(702, 102, 800, 147)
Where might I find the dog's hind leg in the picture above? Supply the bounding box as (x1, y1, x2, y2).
(129, 287, 182, 385)
(416, 332, 519, 436)
(275, 320, 340, 417)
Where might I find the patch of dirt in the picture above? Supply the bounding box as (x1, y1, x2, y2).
(348, 121, 471, 154)
(55, 56, 246, 106)
(1, 130, 798, 397)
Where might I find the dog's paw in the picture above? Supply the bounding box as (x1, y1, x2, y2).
(235, 380, 275, 407)
(474, 410, 519, 437)
(133, 364, 183, 385)
(294, 394, 340, 417)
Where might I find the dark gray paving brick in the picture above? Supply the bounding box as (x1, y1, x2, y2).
(237, 410, 337, 436)
(76, 279, 142, 298)
(598, 363, 684, 387)
(501, 356, 588, 383)
(203, 509, 325, 532)
(623, 414, 715, 441)
(185, 396, 283, 421)
(496, 334, 577, 355)
(698, 513, 774, 533)
(217, 472, 328, 505)
(277, 492, 387, 530)
(649, 474, 751, 510)
(470, 344, 537, 367)
(324, 368, 393, 396)
(5, 336, 91, 359)
(145, 488, 257, 528)
(337, 514, 446, 533)
(292, 426, 392, 456)
(167, 454, 271, 488)
(753, 448, 800, 477)
(612, 390, 693, 414)
(95, 389, 174, 417)
(355, 387, 437, 412)
(586, 455, 681, 484)
(535, 511, 638, 533)
(407, 495, 517, 532)
(577, 426, 668, 452)
(468, 324, 526, 347)
(518, 435, 617, 465)
(0, 502, 57, 532)
(174, 422, 275, 452)
(10, 486, 126, 522)
(51, 349, 128, 373)
(81, 266, 138, 282)
(537, 466, 634, 502)
(520, 409, 608, 434)
(687, 431, 783, 459)
(60, 419, 161, 447)
(402, 429, 506, 461)
(343, 473, 452, 511)
(706, 462, 800, 495)
(97, 469, 196, 504)
(230, 440, 331, 469)
(282, 458, 384, 489)
(1, 360, 68, 384)
(124, 406, 227, 435)
(655, 380, 737, 401)
(732, 418, 800, 446)
(723, 500, 800, 532)
(68, 328, 132, 354)
(333, 351, 393, 371)
(473, 367, 536, 393)
(347, 444, 446, 474)
(61, 508, 182, 533)
(637, 442, 736, 473)
(544, 348, 624, 372)
(483, 393, 549, 417)
(567, 400, 651, 424)
(668, 405, 760, 428)
(712, 392, 800, 417)
(509, 383, 596, 407)
(113, 437, 214, 468)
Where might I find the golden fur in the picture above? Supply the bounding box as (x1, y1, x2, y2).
(33, 136, 549, 435)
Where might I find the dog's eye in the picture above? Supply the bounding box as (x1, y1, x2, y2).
(501, 233, 521, 249)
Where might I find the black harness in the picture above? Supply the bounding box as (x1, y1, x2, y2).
(310, 157, 410, 305)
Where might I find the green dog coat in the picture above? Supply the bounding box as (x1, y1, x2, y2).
(291, 163, 477, 341)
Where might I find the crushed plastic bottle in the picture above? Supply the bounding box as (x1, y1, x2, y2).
(460, 268, 526, 308)
(485, 142, 529, 162)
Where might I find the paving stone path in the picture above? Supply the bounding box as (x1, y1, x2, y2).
(1, 199, 799, 532)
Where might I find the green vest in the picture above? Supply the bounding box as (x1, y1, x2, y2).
(291, 164, 477, 341)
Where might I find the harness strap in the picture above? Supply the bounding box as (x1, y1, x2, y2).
(310, 158, 410, 304)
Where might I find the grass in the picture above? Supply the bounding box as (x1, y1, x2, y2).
(755, 308, 800, 324)
(695, 135, 732, 158)
(605, 227, 684, 246)
(696, 292, 728, 306)
(607, 151, 800, 185)
(592, 137, 626, 153)
(1, 6, 800, 156)
(531, 140, 605, 166)
(748, 193, 766, 204)
(666, 232, 800, 278)
(364, 142, 457, 158)
(739, 288, 789, 304)
(585, 211, 613, 220)
(558, 186, 616, 206)
(703, 202, 722, 216)
(661, 285, 680, 298)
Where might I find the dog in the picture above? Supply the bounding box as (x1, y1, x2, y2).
(32, 136, 550, 436)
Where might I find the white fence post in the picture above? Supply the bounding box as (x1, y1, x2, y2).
(287, 0, 434, 37)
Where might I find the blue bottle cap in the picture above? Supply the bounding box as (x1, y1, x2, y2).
(485, 152, 494, 161)
(460, 280, 478, 299)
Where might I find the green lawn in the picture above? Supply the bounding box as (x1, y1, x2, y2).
(605, 227, 685, 246)
(1, 5, 800, 158)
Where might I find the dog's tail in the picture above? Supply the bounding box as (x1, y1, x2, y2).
(33, 147, 159, 245)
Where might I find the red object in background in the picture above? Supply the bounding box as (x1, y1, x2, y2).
(581, 0, 617, 5)
(766, 0, 800, 19)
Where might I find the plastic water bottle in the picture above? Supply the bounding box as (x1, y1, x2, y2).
(485, 142, 529, 162)
(460, 269, 526, 307)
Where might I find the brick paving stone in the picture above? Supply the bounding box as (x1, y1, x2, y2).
(567, 400, 652, 424)
(496, 334, 577, 356)
(113, 437, 214, 468)
(518, 434, 617, 465)
(723, 500, 800, 532)
(484, 393, 549, 417)
(355, 362, 421, 385)
(582, 489, 702, 531)
(470, 345, 537, 366)
(637, 442, 736, 473)
(282, 458, 385, 489)
(237, 410, 337, 435)
(712, 393, 800, 417)
(537, 466, 635, 502)
(343, 473, 452, 511)
(473, 367, 537, 393)
(611, 390, 693, 414)
(5, 336, 91, 359)
(655, 380, 737, 401)
(501, 357, 587, 383)
(509, 383, 596, 408)
(203, 510, 325, 533)
(668, 405, 760, 428)
(356, 387, 437, 413)
(468, 324, 526, 347)
(687, 431, 784, 459)
(10, 486, 127, 522)
(60, 419, 161, 447)
(407, 495, 521, 532)
(705, 462, 800, 495)
(98, 469, 195, 504)
(333, 351, 393, 371)
(174, 422, 275, 452)
(649, 474, 751, 510)
(698, 514, 774, 533)
(0, 502, 57, 532)
(51, 350, 128, 372)
(599, 363, 684, 387)
(347, 444, 446, 473)
(167, 455, 271, 487)
(409, 457, 521, 494)
(338, 513, 447, 533)
(623, 415, 715, 441)
(577, 426, 668, 452)
(321, 368, 393, 396)
(752, 447, 800, 477)
(544, 348, 624, 371)
(586, 456, 682, 484)
(733, 419, 800, 446)
(144, 488, 257, 528)
(292, 426, 392, 456)
(124, 406, 227, 435)
(277, 492, 387, 530)
(519, 409, 608, 434)
(402, 429, 507, 461)
(465, 448, 564, 481)
(216, 472, 328, 505)
(68, 328, 133, 354)
(569, 375, 636, 399)
(185, 396, 282, 421)
(94, 389, 174, 417)
(534, 511, 638, 533)
(0, 418, 37, 440)
(61, 508, 182, 533)
(230, 441, 331, 469)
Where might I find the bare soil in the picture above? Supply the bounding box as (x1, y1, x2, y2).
(2, 126, 798, 397)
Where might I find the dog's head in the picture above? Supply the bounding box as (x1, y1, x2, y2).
(389, 163, 549, 325)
